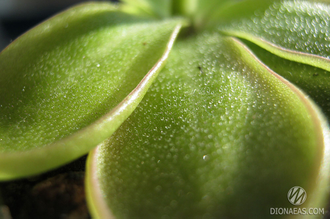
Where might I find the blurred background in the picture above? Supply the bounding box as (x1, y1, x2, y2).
(0, 0, 118, 51)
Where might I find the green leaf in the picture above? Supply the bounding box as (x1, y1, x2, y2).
(172, 0, 238, 29)
(121, 0, 172, 18)
(217, 0, 330, 71)
(86, 32, 330, 218)
(192, 0, 239, 28)
(241, 39, 330, 119)
(172, 0, 198, 17)
(0, 3, 183, 180)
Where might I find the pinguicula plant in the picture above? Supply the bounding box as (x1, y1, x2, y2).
(1, 0, 330, 218)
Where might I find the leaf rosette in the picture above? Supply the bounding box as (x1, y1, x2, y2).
(0, 0, 330, 218)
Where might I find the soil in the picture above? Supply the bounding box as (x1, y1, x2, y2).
(0, 156, 90, 219)
(1, 155, 330, 219)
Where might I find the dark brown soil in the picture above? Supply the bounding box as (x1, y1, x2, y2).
(1, 155, 330, 219)
(0, 156, 90, 219)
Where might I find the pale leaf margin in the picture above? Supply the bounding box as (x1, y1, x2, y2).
(85, 35, 330, 218)
(221, 30, 330, 72)
(0, 23, 183, 181)
(85, 24, 182, 219)
(231, 36, 330, 210)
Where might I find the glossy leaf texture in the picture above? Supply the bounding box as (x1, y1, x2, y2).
(86, 32, 330, 219)
(242, 40, 330, 119)
(0, 3, 183, 180)
(216, 0, 330, 71)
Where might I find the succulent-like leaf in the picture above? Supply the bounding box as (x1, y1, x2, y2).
(0, 3, 183, 180)
(86, 32, 330, 218)
(192, 0, 237, 28)
(121, 0, 172, 18)
(217, 0, 330, 71)
(242, 40, 330, 119)
(172, 0, 238, 29)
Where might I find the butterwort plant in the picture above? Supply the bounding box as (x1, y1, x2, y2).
(0, 0, 330, 218)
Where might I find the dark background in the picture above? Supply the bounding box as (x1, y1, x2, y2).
(0, 1, 118, 219)
(0, 0, 118, 51)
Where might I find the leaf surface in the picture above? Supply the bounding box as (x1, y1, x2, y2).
(217, 0, 330, 71)
(242, 40, 330, 119)
(121, 0, 172, 18)
(86, 32, 330, 219)
(0, 3, 183, 180)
